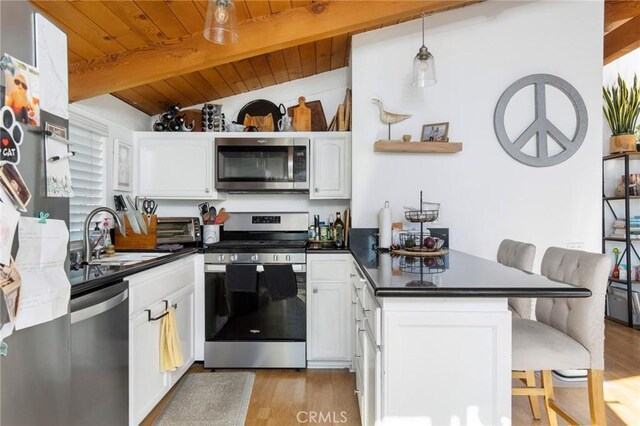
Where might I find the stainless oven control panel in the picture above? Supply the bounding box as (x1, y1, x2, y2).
(204, 252, 306, 265)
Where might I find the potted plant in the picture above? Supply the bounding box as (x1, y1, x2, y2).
(603, 74, 640, 153)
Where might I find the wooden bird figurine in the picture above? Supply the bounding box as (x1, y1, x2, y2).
(372, 98, 412, 139)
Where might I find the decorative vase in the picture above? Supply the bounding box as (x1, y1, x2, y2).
(610, 134, 637, 153)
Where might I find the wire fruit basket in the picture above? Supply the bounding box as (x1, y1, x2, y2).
(404, 202, 440, 223)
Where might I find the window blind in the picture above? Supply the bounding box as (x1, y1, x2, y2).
(68, 112, 107, 242)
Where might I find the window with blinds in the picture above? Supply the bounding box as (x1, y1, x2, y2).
(68, 112, 107, 242)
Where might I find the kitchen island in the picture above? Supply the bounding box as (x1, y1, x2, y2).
(345, 242, 590, 426)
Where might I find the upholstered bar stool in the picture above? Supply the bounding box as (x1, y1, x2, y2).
(497, 239, 540, 417)
(497, 239, 536, 319)
(512, 247, 610, 425)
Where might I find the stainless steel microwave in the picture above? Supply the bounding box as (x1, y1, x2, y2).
(215, 137, 310, 192)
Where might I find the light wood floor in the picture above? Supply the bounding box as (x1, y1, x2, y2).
(143, 320, 639, 425)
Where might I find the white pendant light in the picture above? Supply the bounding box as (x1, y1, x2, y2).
(411, 13, 436, 87)
(204, 0, 239, 45)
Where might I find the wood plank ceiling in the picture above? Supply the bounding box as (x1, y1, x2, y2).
(30, 1, 640, 116)
(604, 0, 640, 65)
(30, 0, 479, 116)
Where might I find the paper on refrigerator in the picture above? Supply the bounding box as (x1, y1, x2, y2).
(0, 199, 20, 266)
(14, 217, 70, 330)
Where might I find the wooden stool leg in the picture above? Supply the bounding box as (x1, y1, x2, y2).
(588, 369, 607, 426)
(541, 370, 558, 426)
(525, 370, 541, 419)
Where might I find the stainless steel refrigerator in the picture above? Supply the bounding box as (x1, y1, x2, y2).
(0, 1, 71, 424)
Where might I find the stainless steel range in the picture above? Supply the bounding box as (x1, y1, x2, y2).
(203, 212, 308, 368)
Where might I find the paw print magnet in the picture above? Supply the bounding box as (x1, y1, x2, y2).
(0, 106, 23, 165)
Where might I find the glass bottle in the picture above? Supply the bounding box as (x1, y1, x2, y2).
(334, 212, 345, 248)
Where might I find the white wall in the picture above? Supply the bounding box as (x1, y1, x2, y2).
(70, 94, 150, 203)
(351, 1, 604, 269)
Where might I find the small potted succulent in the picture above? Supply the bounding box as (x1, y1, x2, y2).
(603, 74, 640, 153)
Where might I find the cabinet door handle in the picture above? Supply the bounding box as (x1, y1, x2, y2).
(364, 308, 371, 312)
(351, 301, 356, 305)
(205, 188, 211, 193)
(350, 273, 356, 277)
(358, 328, 365, 333)
(354, 389, 360, 395)
(315, 187, 319, 192)
(313, 288, 318, 294)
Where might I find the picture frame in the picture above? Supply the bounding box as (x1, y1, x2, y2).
(421, 122, 449, 142)
(113, 138, 133, 192)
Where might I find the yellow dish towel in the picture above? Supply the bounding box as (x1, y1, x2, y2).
(160, 306, 184, 372)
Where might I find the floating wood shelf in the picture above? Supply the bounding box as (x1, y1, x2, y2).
(374, 140, 463, 153)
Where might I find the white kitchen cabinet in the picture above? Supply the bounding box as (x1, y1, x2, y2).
(136, 132, 224, 200)
(363, 326, 382, 426)
(168, 285, 195, 384)
(310, 133, 351, 199)
(307, 253, 352, 366)
(128, 255, 197, 425)
(130, 303, 169, 425)
(351, 258, 382, 426)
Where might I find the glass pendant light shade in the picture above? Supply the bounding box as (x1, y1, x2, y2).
(411, 13, 436, 88)
(411, 46, 436, 87)
(204, 0, 239, 45)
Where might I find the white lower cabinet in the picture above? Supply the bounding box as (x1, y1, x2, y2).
(307, 253, 352, 367)
(130, 305, 168, 424)
(363, 326, 381, 426)
(351, 258, 382, 426)
(350, 255, 511, 425)
(128, 255, 199, 425)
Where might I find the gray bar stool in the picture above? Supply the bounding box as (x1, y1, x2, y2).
(497, 239, 539, 417)
(512, 247, 610, 425)
(497, 239, 536, 319)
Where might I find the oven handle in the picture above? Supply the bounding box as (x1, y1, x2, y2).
(205, 264, 306, 273)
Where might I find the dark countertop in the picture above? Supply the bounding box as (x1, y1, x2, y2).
(69, 248, 199, 297)
(348, 245, 592, 298)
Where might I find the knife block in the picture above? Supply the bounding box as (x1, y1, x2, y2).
(114, 215, 157, 250)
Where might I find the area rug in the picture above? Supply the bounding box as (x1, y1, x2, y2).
(154, 372, 255, 426)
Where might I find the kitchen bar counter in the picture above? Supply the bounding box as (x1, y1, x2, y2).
(351, 247, 592, 298)
(69, 247, 198, 297)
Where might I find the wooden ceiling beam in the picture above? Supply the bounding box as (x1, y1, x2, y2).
(604, 14, 640, 64)
(605, 1, 640, 33)
(68, 0, 479, 101)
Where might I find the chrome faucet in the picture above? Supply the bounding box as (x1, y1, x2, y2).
(82, 207, 123, 264)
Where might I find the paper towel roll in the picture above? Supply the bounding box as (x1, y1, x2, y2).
(378, 201, 392, 249)
(379, 252, 392, 286)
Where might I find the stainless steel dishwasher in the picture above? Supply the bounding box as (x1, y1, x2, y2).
(70, 280, 129, 426)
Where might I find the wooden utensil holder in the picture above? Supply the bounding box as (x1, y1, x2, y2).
(114, 215, 157, 250)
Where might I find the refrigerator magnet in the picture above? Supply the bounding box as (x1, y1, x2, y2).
(0, 163, 31, 212)
(0, 106, 24, 165)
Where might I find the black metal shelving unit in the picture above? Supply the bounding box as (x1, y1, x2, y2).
(603, 152, 639, 328)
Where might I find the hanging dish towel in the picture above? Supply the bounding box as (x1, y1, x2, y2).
(160, 306, 184, 372)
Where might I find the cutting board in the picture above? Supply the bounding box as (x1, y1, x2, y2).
(243, 113, 274, 131)
(288, 99, 327, 131)
(289, 97, 312, 131)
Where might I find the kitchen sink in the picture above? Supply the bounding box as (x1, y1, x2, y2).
(89, 252, 171, 266)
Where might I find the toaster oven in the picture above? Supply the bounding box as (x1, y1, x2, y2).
(156, 217, 201, 244)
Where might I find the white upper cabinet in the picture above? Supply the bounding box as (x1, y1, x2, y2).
(137, 132, 224, 200)
(310, 133, 351, 199)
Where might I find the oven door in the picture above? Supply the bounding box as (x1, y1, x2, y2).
(204, 263, 306, 343)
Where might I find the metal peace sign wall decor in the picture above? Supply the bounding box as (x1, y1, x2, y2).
(494, 74, 588, 167)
